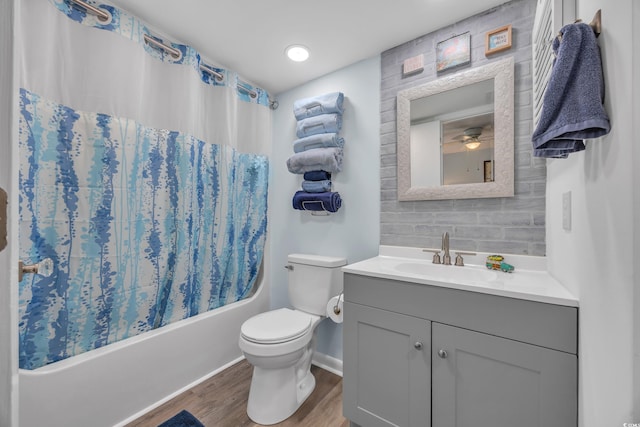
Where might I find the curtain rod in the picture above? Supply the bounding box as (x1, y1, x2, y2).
(200, 66, 258, 99)
(199, 64, 224, 82)
(237, 82, 258, 99)
(67, 0, 278, 109)
(68, 0, 110, 22)
(143, 34, 182, 60)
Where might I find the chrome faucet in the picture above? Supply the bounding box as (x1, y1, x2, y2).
(442, 232, 451, 265)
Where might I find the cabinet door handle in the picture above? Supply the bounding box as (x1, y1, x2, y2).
(437, 349, 448, 359)
(414, 342, 423, 350)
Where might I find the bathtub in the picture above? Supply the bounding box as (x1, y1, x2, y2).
(18, 265, 269, 427)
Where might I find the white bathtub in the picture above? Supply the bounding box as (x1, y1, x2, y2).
(18, 268, 269, 427)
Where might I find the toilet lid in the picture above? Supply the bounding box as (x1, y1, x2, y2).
(241, 308, 312, 344)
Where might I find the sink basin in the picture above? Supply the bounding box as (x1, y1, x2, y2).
(341, 247, 579, 307)
(393, 261, 498, 283)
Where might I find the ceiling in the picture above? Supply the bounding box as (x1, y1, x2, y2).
(108, 0, 509, 95)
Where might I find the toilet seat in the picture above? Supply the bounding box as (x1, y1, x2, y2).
(241, 308, 312, 344)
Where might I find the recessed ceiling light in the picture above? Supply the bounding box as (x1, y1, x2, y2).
(285, 45, 310, 62)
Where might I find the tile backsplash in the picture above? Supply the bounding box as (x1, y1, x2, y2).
(380, 0, 545, 256)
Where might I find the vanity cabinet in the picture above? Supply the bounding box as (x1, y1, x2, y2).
(342, 273, 578, 427)
(343, 302, 431, 427)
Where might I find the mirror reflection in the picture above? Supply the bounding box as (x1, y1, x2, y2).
(410, 79, 495, 186)
(396, 57, 514, 201)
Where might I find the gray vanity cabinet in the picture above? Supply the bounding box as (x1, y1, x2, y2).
(343, 302, 431, 427)
(343, 273, 578, 427)
(431, 323, 577, 427)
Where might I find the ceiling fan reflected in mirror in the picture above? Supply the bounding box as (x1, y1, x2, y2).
(459, 127, 486, 150)
(442, 117, 495, 155)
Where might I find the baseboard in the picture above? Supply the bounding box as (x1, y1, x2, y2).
(312, 352, 343, 377)
(114, 355, 245, 426)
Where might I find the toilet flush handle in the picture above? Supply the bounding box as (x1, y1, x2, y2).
(284, 264, 293, 271)
(19, 258, 54, 282)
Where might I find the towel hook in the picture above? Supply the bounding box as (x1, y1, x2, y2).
(556, 9, 602, 44)
(589, 9, 602, 38)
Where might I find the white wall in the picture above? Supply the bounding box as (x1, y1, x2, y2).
(270, 56, 381, 361)
(410, 121, 441, 187)
(545, 0, 637, 424)
(634, 0, 640, 417)
(0, 1, 17, 425)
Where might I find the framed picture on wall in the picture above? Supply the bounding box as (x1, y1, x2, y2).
(485, 25, 512, 55)
(436, 32, 471, 72)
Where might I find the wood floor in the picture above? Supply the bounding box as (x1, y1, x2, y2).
(126, 359, 349, 427)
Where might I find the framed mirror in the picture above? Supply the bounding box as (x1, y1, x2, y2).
(397, 57, 514, 200)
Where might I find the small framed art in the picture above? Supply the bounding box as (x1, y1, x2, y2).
(485, 25, 512, 55)
(436, 32, 471, 72)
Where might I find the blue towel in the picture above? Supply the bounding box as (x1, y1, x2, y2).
(296, 113, 342, 138)
(286, 148, 343, 174)
(302, 179, 332, 193)
(292, 191, 342, 213)
(532, 22, 610, 158)
(294, 92, 344, 120)
(158, 410, 205, 427)
(303, 170, 331, 181)
(293, 133, 344, 153)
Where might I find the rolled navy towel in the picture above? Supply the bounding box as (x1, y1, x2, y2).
(294, 92, 344, 120)
(293, 133, 344, 153)
(292, 191, 342, 213)
(286, 147, 343, 174)
(302, 179, 332, 193)
(296, 113, 342, 138)
(303, 170, 332, 181)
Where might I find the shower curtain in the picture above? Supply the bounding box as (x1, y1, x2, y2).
(18, 0, 271, 370)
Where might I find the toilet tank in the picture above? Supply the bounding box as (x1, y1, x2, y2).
(287, 254, 347, 316)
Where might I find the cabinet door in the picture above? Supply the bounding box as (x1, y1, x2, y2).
(432, 323, 577, 427)
(343, 302, 431, 427)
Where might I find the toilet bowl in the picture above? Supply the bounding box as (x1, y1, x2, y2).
(239, 308, 322, 425)
(238, 254, 346, 425)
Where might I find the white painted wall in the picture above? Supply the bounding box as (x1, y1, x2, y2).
(410, 120, 441, 187)
(545, 0, 637, 424)
(634, 1, 640, 417)
(270, 56, 381, 360)
(0, 1, 17, 426)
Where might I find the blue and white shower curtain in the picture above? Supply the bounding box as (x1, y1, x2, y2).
(18, 0, 271, 369)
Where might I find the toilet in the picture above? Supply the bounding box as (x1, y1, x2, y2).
(239, 253, 346, 425)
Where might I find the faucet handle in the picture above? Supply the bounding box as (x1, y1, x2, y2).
(422, 249, 442, 264)
(454, 251, 477, 267)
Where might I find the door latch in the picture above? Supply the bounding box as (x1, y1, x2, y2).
(0, 187, 7, 252)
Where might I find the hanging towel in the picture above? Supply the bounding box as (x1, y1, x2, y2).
(303, 170, 332, 181)
(286, 147, 343, 174)
(532, 22, 610, 158)
(293, 92, 344, 120)
(302, 179, 332, 193)
(296, 113, 342, 138)
(293, 133, 345, 153)
(292, 191, 342, 213)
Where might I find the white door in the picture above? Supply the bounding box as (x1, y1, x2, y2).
(0, 1, 18, 426)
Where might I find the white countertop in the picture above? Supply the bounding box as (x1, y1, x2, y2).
(342, 246, 579, 307)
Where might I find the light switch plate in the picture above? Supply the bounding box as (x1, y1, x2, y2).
(0, 187, 6, 252)
(562, 191, 571, 231)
